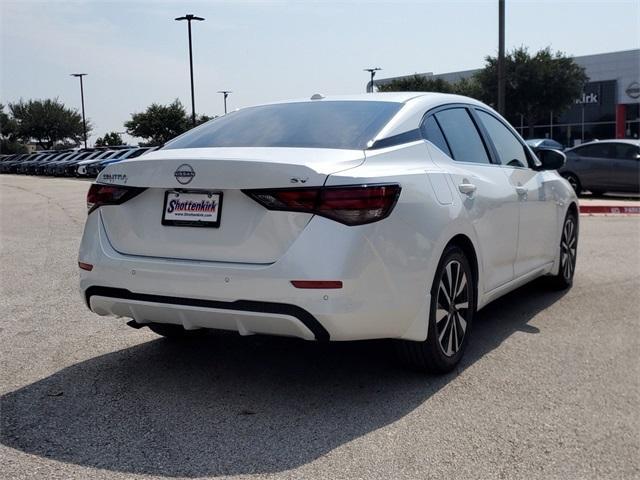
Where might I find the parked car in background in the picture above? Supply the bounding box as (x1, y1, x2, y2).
(85, 147, 156, 177)
(73, 149, 120, 177)
(33, 151, 78, 175)
(0, 147, 158, 177)
(50, 150, 101, 176)
(16, 151, 58, 174)
(559, 140, 640, 195)
(76, 146, 138, 177)
(79, 93, 578, 374)
(0, 153, 28, 173)
(526, 138, 564, 150)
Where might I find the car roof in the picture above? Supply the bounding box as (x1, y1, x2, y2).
(256, 91, 483, 106)
(259, 92, 429, 105)
(567, 139, 639, 151)
(202, 92, 496, 145)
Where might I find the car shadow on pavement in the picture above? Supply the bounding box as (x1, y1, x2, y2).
(1, 280, 565, 477)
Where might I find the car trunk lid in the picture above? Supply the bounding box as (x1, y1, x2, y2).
(96, 147, 364, 263)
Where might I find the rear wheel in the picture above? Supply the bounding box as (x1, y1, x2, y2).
(548, 211, 578, 290)
(396, 246, 475, 373)
(563, 173, 581, 194)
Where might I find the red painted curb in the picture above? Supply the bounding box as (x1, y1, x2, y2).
(580, 205, 640, 215)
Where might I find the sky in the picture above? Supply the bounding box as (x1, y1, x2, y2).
(1, 0, 639, 145)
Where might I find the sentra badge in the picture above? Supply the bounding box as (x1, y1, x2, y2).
(101, 172, 128, 184)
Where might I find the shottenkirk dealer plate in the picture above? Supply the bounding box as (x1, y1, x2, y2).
(162, 190, 223, 228)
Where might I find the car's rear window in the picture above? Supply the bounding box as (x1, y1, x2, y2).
(163, 101, 403, 150)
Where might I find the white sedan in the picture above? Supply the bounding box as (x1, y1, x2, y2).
(78, 93, 578, 373)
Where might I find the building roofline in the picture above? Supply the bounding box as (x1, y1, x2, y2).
(375, 48, 640, 86)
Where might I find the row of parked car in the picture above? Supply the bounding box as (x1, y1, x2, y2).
(0, 146, 157, 177)
(2, 138, 638, 196)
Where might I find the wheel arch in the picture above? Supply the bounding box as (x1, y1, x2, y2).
(444, 233, 479, 305)
(398, 231, 481, 342)
(560, 170, 583, 191)
(551, 201, 580, 276)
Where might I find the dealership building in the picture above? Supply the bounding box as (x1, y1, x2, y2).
(373, 49, 639, 147)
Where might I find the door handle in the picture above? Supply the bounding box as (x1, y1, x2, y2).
(515, 186, 527, 196)
(458, 183, 477, 195)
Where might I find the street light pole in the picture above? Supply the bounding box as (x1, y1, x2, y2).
(364, 67, 382, 93)
(70, 73, 88, 148)
(497, 0, 506, 115)
(218, 90, 232, 114)
(175, 14, 205, 126)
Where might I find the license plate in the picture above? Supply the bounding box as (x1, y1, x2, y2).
(162, 190, 222, 228)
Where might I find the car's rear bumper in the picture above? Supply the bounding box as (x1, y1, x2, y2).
(79, 210, 433, 342)
(85, 286, 328, 340)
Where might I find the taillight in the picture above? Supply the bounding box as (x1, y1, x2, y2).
(87, 184, 146, 214)
(243, 184, 401, 226)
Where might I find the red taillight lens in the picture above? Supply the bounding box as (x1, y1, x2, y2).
(250, 189, 318, 212)
(243, 184, 401, 226)
(87, 184, 146, 214)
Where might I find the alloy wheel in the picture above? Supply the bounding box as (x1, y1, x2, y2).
(561, 217, 577, 281)
(435, 260, 470, 357)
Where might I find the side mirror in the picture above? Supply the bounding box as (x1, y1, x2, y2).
(535, 148, 566, 170)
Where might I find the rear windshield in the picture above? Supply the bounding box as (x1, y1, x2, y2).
(163, 101, 403, 150)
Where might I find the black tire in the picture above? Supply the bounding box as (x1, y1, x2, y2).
(395, 245, 476, 374)
(147, 323, 203, 339)
(563, 173, 582, 194)
(548, 211, 578, 290)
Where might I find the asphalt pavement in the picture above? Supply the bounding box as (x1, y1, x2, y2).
(1, 175, 638, 480)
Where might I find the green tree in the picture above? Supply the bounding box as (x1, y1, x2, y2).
(474, 47, 588, 136)
(196, 114, 213, 125)
(125, 99, 188, 146)
(95, 131, 125, 146)
(451, 76, 483, 99)
(377, 75, 455, 93)
(0, 103, 26, 153)
(0, 103, 14, 137)
(125, 99, 210, 146)
(8, 98, 91, 149)
(377, 73, 483, 99)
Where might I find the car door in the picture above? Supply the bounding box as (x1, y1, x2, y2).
(609, 143, 640, 192)
(572, 143, 615, 192)
(473, 108, 559, 277)
(422, 106, 519, 293)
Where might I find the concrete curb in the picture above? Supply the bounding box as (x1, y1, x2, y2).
(580, 205, 640, 215)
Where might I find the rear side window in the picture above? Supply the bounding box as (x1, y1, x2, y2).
(110, 150, 129, 159)
(163, 101, 403, 151)
(127, 148, 149, 159)
(574, 144, 611, 158)
(476, 110, 529, 168)
(435, 108, 490, 164)
(421, 116, 452, 157)
(612, 143, 638, 160)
